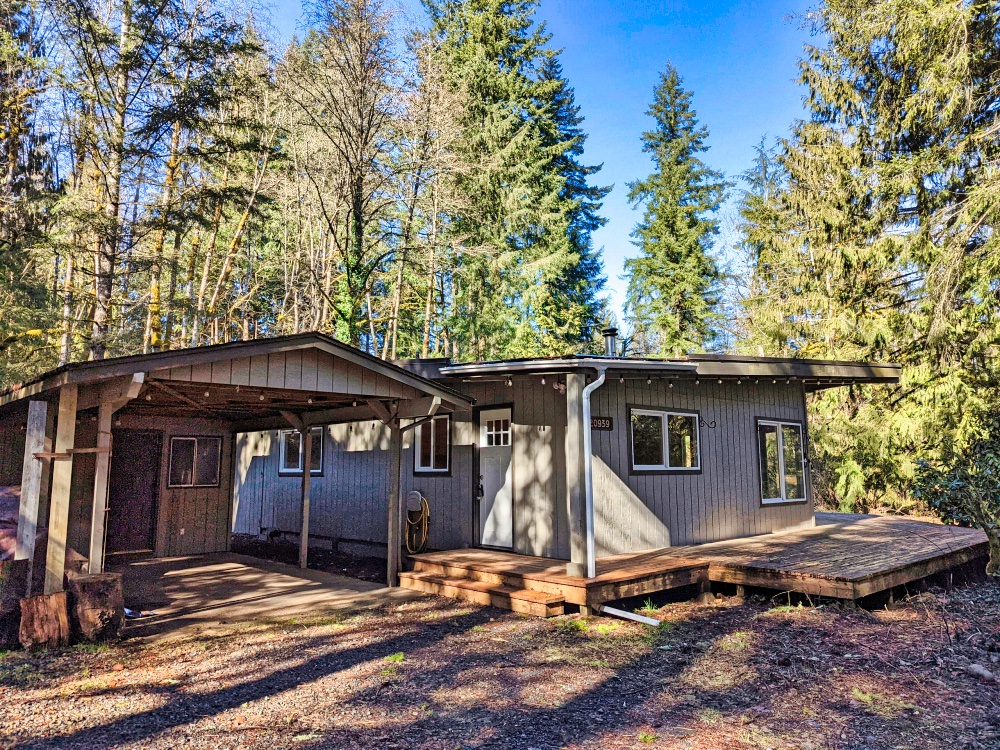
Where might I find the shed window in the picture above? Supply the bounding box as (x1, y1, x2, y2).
(630, 409, 700, 471)
(758, 421, 806, 503)
(168, 437, 221, 488)
(415, 415, 450, 473)
(279, 427, 323, 474)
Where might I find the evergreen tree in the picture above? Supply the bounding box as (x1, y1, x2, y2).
(624, 65, 727, 357)
(0, 1, 58, 381)
(424, 0, 595, 359)
(737, 0, 1000, 511)
(529, 56, 610, 353)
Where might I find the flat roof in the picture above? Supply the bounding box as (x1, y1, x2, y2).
(437, 353, 901, 389)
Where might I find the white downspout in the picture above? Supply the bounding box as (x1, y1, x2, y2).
(582, 366, 606, 578)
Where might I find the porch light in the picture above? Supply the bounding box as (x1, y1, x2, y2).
(668, 380, 673, 389)
(506, 376, 513, 387)
(646, 377, 651, 385)
(540, 376, 546, 385)
(695, 379, 701, 386)
(619, 375, 625, 384)
(717, 379, 723, 385)
(204, 391, 210, 398)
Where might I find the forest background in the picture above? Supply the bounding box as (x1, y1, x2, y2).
(2, 0, 1000, 556)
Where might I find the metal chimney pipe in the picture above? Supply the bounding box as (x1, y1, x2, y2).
(602, 327, 618, 357)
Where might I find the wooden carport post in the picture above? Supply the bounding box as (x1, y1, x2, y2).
(386, 419, 402, 587)
(15, 401, 48, 596)
(279, 410, 313, 570)
(86, 373, 145, 575)
(299, 427, 313, 570)
(44, 383, 78, 595)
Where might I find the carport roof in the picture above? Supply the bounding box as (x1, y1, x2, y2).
(0, 332, 473, 409)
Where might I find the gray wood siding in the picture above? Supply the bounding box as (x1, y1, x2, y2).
(231, 377, 814, 560)
(150, 349, 422, 399)
(591, 378, 814, 551)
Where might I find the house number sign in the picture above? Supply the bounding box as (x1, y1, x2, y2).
(591, 417, 613, 431)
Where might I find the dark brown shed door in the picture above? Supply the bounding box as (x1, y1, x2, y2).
(106, 429, 163, 554)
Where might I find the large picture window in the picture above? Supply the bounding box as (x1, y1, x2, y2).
(168, 437, 221, 488)
(415, 415, 450, 474)
(279, 427, 323, 475)
(757, 420, 806, 504)
(630, 409, 700, 471)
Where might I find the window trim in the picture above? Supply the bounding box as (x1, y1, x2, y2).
(627, 406, 702, 474)
(756, 418, 808, 506)
(277, 427, 324, 476)
(167, 436, 222, 489)
(414, 414, 452, 476)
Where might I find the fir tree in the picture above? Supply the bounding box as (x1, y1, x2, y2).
(424, 0, 589, 359)
(529, 56, 610, 353)
(737, 0, 1000, 511)
(624, 65, 727, 357)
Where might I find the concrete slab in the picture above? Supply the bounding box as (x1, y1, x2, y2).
(112, 553, 419, 641)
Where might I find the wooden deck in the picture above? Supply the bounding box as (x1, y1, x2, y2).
(401, 513, 989, 615)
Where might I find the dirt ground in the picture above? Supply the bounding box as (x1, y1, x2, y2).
(230, 535, 388, 584)
(1, 580, 998, 750)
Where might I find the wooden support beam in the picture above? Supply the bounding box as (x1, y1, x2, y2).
(44, 383, 78, 595)
(15, 401, 48, 597)
(87, 400, 114, 575)
(147, 378, 223, 417)
(299, 427, 313, 570)
(366, 399, 394, 426)
(387, 420, 402, 587)
(395, 396, 441, 420)
(279, 410, 305, 432)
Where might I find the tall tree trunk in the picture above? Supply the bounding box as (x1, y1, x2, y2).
(90, 0, 133, 361)
(59, 248, 75, 366)
(145, 119, 183, 352)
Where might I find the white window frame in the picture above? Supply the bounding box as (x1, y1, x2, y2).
(278, 427, 324, 475)
(757, 419, 807, 505)
(629, 408, 701, 471)
(414, 414, 451, 474)
(167, 436, 222, 488)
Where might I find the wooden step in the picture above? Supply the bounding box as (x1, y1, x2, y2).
(411, 559, 571, 598)
(398, 571, 565, 618)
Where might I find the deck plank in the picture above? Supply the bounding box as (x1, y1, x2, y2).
(409, 513, 989, 609)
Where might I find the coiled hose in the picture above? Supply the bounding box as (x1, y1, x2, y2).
(405, 491, 430, 554)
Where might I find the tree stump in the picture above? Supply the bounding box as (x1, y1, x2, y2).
(19, 592, 70, 650)
(68, 573, 125, 642)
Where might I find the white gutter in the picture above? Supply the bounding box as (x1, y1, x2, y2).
(582, 366, 606, 578)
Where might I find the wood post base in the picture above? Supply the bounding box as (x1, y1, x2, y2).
(19, 592, 70, 650)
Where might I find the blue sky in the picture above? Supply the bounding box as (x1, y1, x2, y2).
(265, 0, 814, 321)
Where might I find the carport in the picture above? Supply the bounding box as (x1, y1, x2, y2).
(0, 332, 472, 624)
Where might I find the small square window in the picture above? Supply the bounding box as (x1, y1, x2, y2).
(630, 409, 700, 471)
(279, 427, 323, 474)
(168, 437, 221, 488)
(415, 415, 450, 473)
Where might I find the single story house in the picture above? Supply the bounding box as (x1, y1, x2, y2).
(0, 329, 901, 610)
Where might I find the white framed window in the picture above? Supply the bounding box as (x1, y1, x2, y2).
(757, 420, 807, 504)
(415, 415, 450, 473)
(279, 427, 323, 475)
(629, 409, 700, 471)
(168, 436, 221, 488)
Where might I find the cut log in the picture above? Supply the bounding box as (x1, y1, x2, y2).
(19, 591, 70, 650)
(67, 573, 125, 642)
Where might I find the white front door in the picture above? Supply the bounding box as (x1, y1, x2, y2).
(478, 408, 513, 548)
